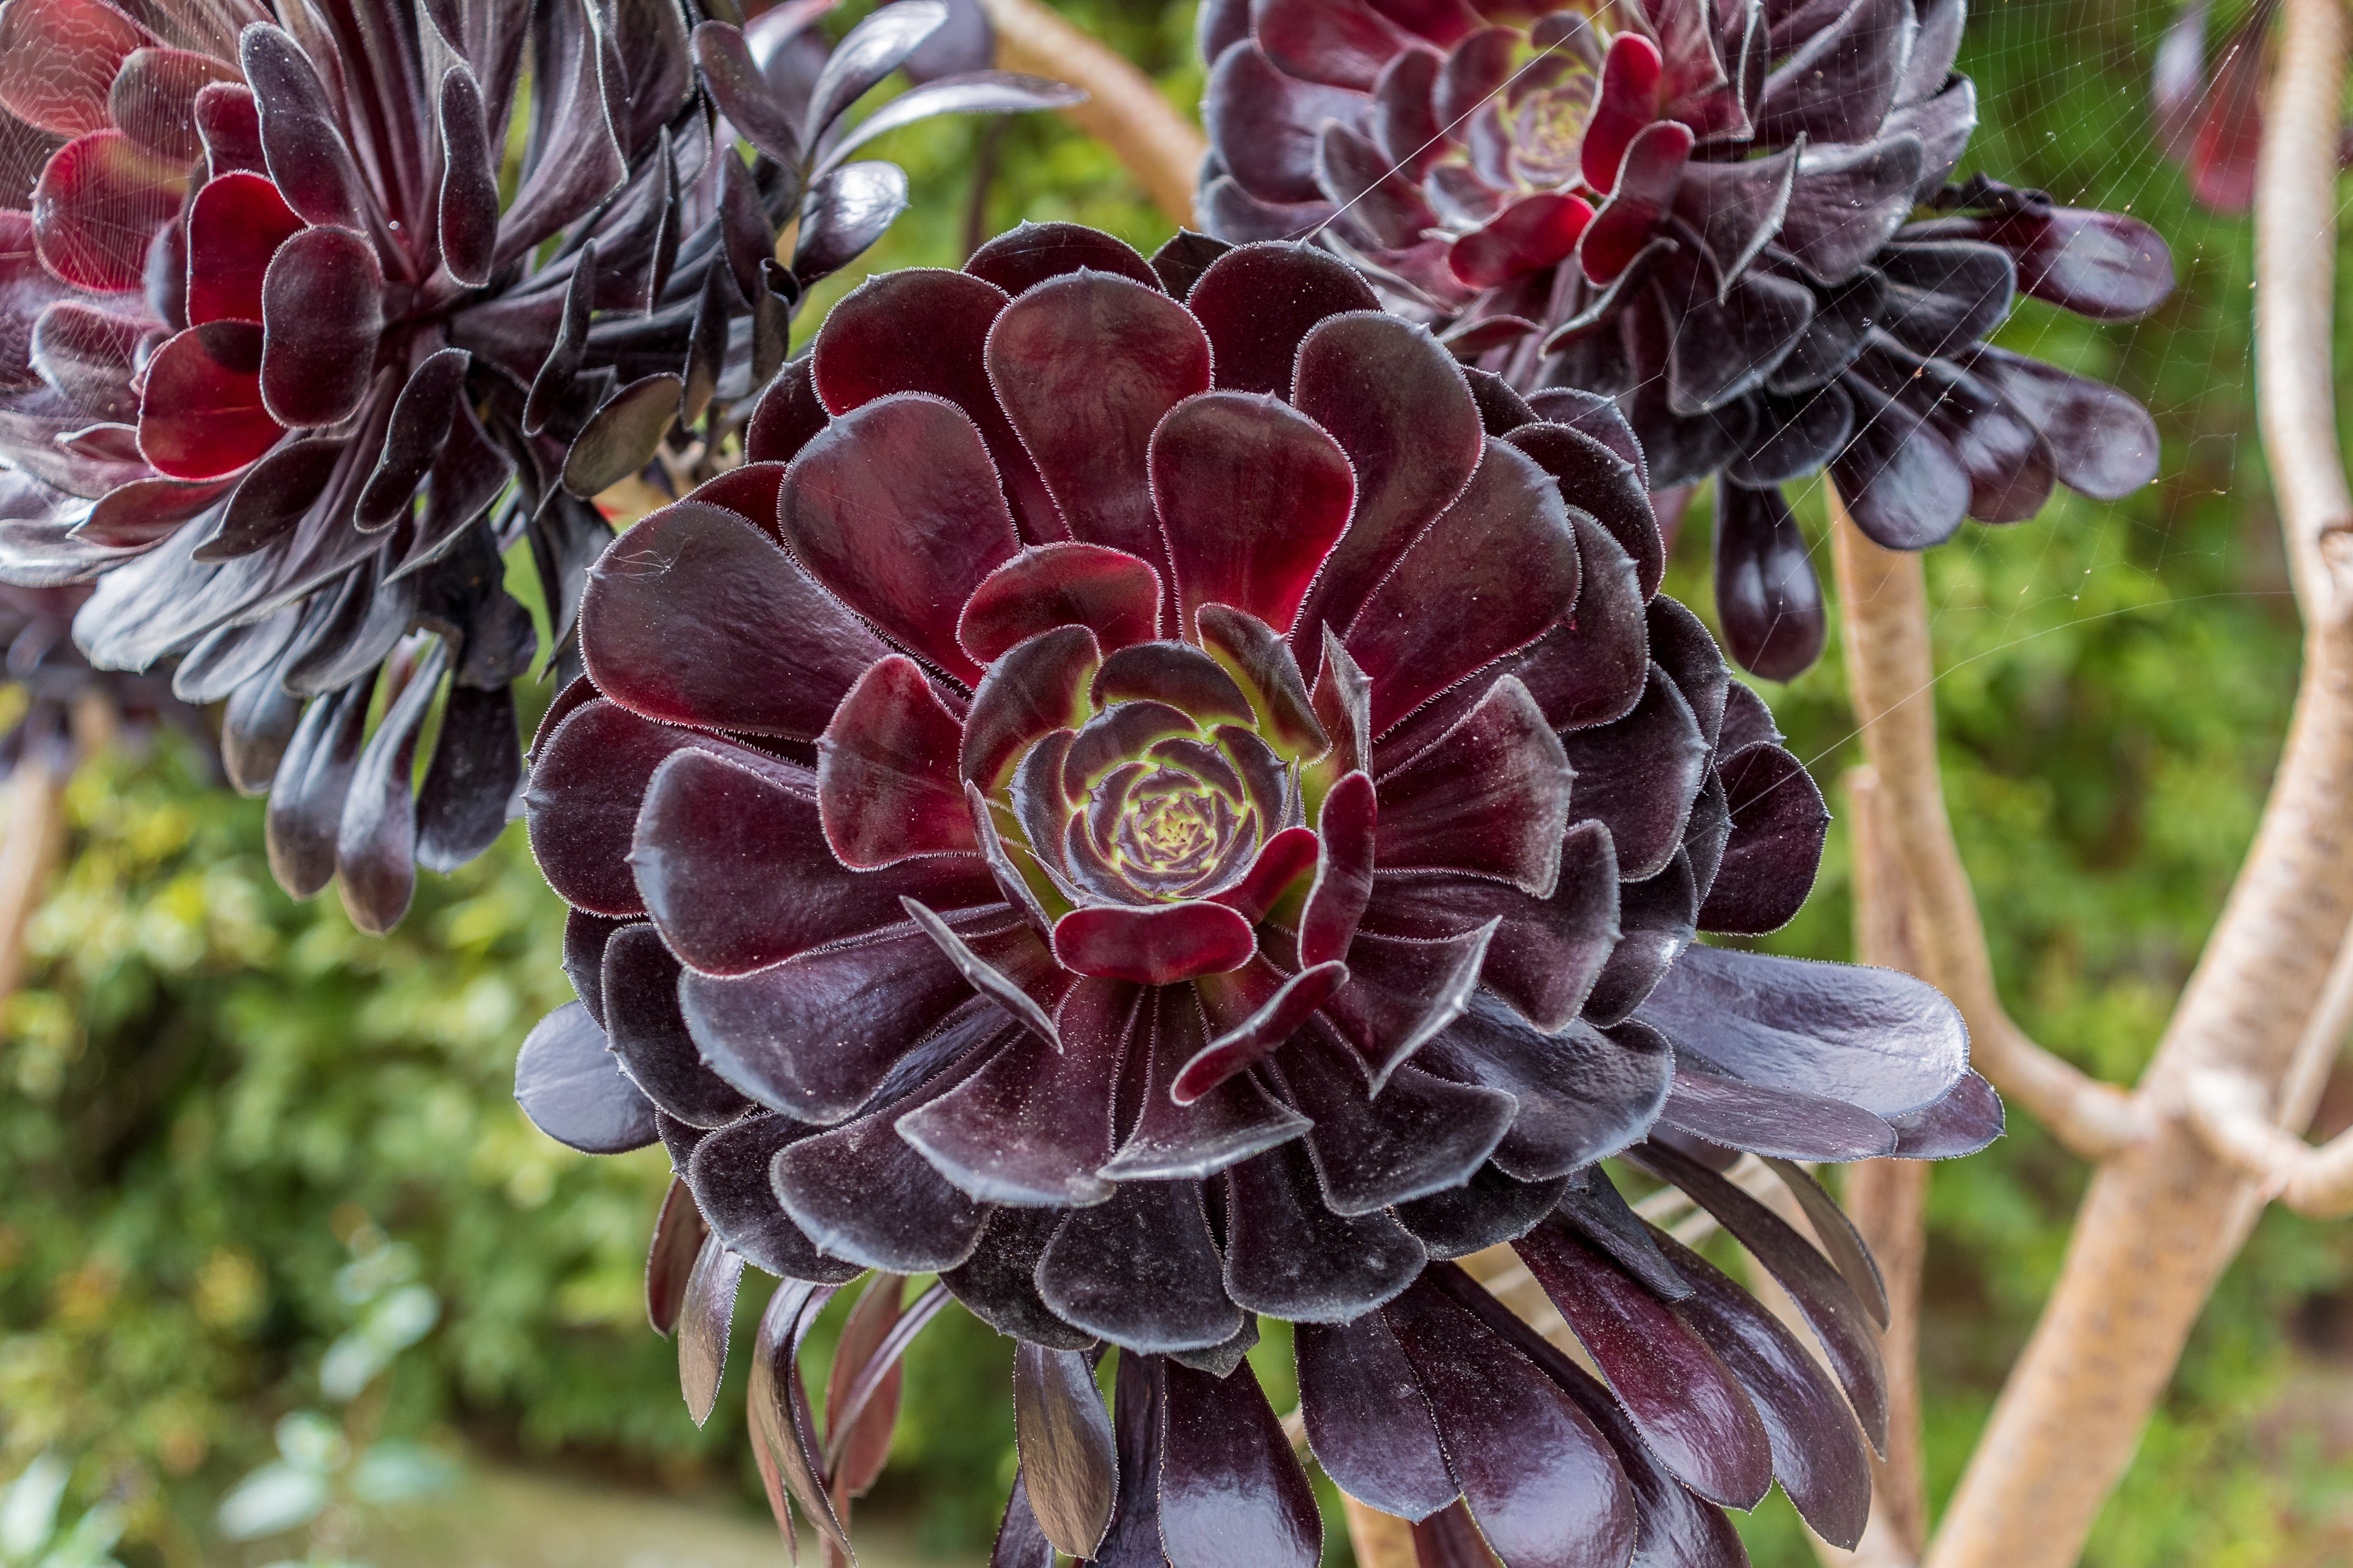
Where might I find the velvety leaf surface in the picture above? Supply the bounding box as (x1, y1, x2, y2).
(1223, 1139, 1423, 1320)
(817, 655, 978, 868)
(684, 1111, 864, 1283)
(1151, 390, 1353, 637)
(259, 225, 383, 428)
(635, 745, 997, 974)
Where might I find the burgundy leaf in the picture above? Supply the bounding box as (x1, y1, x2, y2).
(679, 925, 973, 1121)
(1375, 677, 1573, 894)
(1159, 1356, 1323, 1568)
(580, 499, 888, 738)
(1636, 940, 1968, 1118)
(1101, 982, 1309, 1180)
(137, 321, 277, 482)
(435, 64, 497, 287)
(184, 173, 302, 327)
(1395, 1163, 1572, 1260)
(335, 638, 444, 934)
(0, 0, 145, 137)
(562, 372, 684, 498)
(897, 995, 1123, 1203)
(636, 745, 998, 974)
(1186, 240, 1381, 395)
(1630, 1139, 1890, 1452)
(1296, 1311, 1459, 1521)
(259, 225, 384, 428)
(1053, 900, 1256, 984)
(239, 24, 367, 228)
(602, 923, 754, 1129)
(678, 1234, 746, 1425)
(1514, 1222, 1773, 1508)
(1182, 958, 1349, 1102)
(36, 129, 182, 292)
(357, 349, 468, 530)
(966, 219, 1162, 296)
(1202, 41, 1367, 207)
(1418, 998, 1672, 1180)
(645, 1177, 706, 1337)
(781, 391, 1021, 683)
(1276, 1029, 1513, 1211)
(986, 272, 1211, 568)
(685, 1111, 864, 1283)
(1344, 440, 1579, 733)
(264, 682, 371, 897)
(1223, 1140, 1424, 1320)
(961, 622, 1100, 789)
(1150, 389, 1353, 638)
(960, 543, 1162, 663)
(1434, 1267, 1750, 1568)
(1037, 1178, 1245, 1353)
(1651, 1226, 1872, 1550)
(1364, 821, 1618, 1032)
(693, 21, 803, 167)
(1659, 1056, 1900, 1159)
(817, 655, 977, 868)
(524, 698, 711, 916)
(1699, 741, 1827, 932)
(1383, 1275, 1638, 1568)
(1778, 137, 1925, 284)
(1557, 662, 1709, 882)
(1500, 421, 1662, 603)
(794, 160, 907, 282)
(772, 1098, 992, 1273)
(943, 1207, 1096, 1350)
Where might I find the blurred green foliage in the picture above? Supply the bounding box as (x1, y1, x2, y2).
(3, 0, 2352, 1563)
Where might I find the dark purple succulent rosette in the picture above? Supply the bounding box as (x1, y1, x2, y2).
(0, 0, 1073, 931)
(514, 224, 1999, 1567)
(1201, 0, 2177, 683)
(1196, 0, 1982, 363)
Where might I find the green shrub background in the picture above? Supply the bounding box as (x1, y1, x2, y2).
(4, 0, 2350, 1561)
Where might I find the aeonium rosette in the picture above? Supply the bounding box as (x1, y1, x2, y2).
(0, 0, 1074, 931)
(1201, 0, 2174, 684)
(514, 224, 2002, 1567)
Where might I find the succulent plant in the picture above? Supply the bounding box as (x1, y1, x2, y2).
(1197, 0, 2173, 679)
(514, 224, 2000, 1566)
(0, 0, 1074, 931)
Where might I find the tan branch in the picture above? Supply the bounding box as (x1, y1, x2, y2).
(0, 742, 67, 1006)
(1923, 0, 2353, 1561)
(2183, 1067, 2353, 1216)
(1826, 495, 2148, 1159)
(977, 0, 1205, 226)
(1809, 769, 1929, 1568)
(1343, 1498, 1419, 1568)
